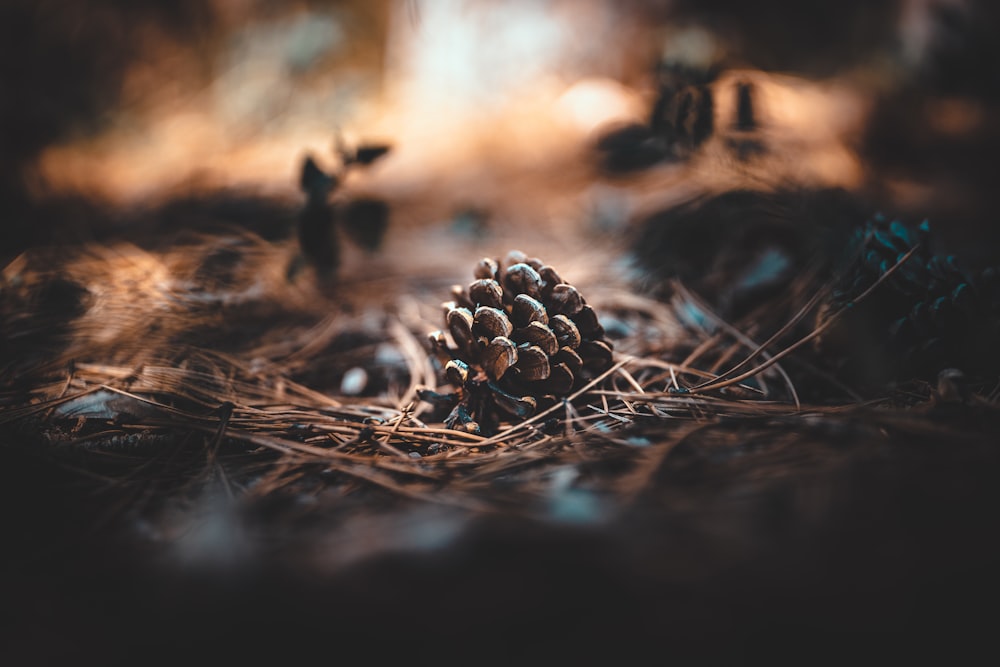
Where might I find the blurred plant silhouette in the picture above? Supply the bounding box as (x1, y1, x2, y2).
(290, 136, 392, 282)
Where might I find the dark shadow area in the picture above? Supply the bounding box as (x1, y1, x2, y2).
(3, 416, 999, 664)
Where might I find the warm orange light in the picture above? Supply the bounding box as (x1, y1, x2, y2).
(30, 2, 870, 228)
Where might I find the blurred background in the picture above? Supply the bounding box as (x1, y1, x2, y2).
(3, 0, 998, 263)
(2, 0, 999, 663)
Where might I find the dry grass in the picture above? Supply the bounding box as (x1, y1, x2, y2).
(4, 224, 995, 531)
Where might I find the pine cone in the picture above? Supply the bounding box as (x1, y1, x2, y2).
(815, 215, 1000, 385)
(420, 250, 615, 435)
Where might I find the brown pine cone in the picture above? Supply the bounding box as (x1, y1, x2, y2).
(420, 250, 615, 435)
